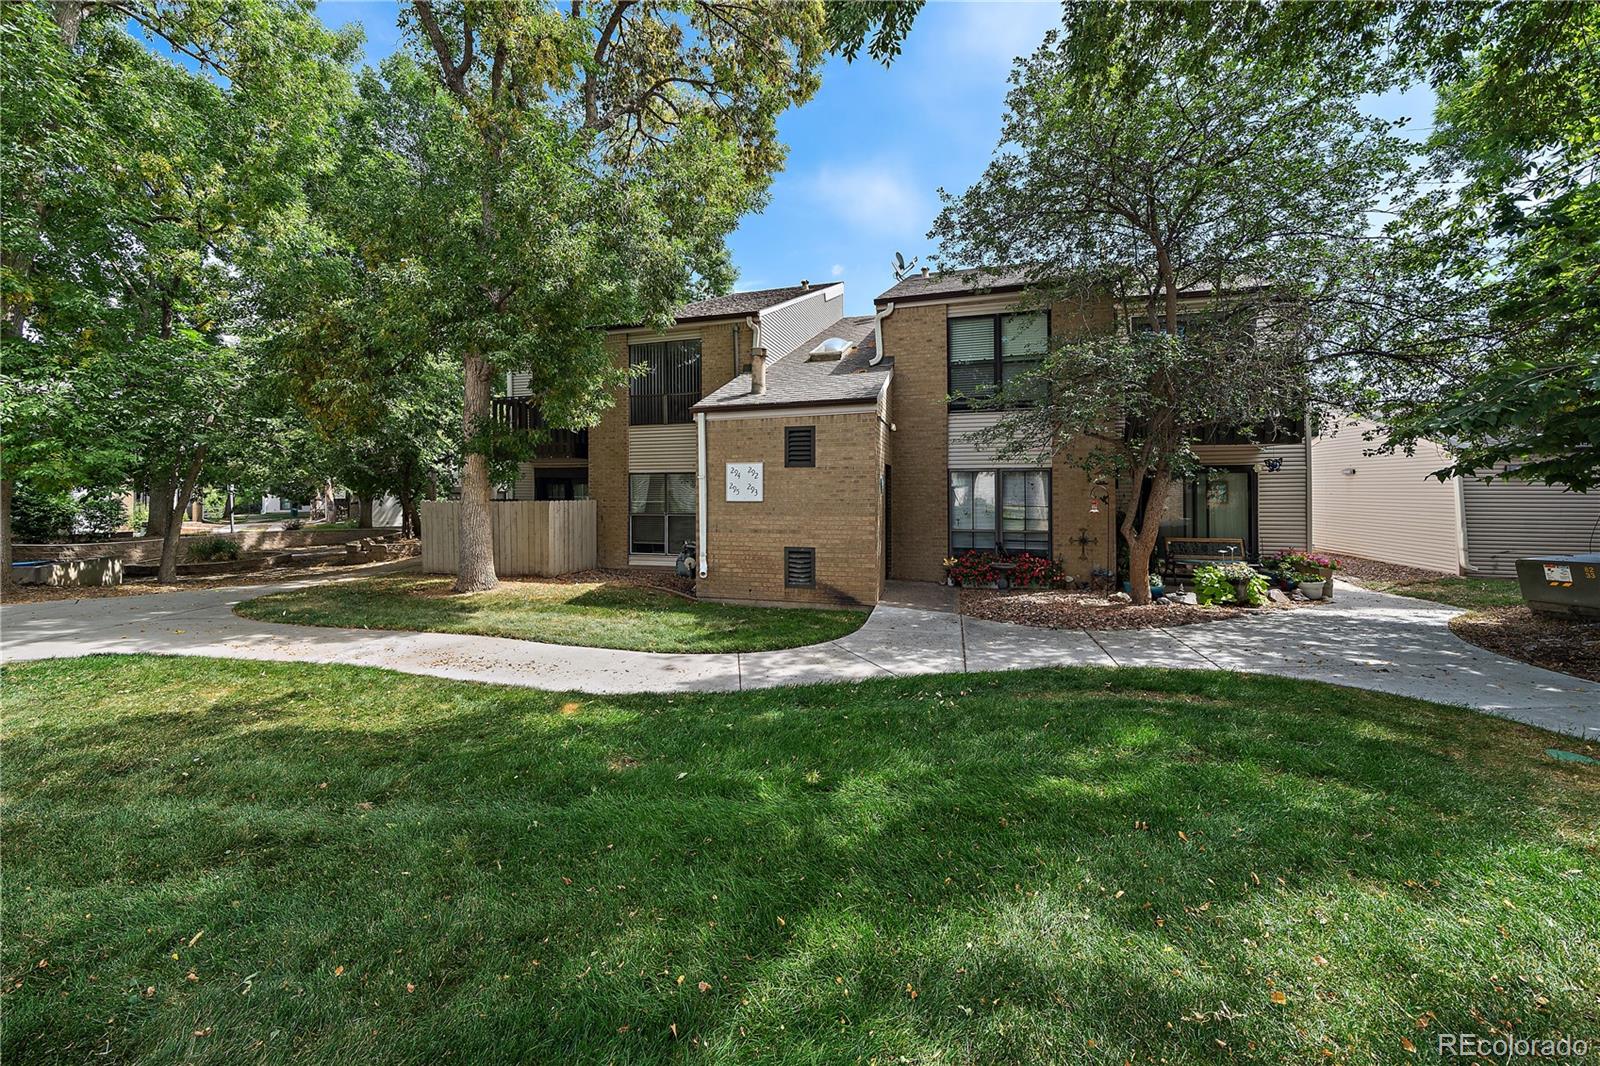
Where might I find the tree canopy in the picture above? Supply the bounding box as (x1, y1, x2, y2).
(932, 20, 1408, 601)
(1053, 0, 1600, 491)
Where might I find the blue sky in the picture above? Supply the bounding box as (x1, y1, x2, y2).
(317, 1, 1434, 316)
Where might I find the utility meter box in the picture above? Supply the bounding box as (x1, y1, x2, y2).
(1516, 553, 1600, 620)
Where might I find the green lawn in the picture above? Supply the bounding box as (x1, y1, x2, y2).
(233, 574, 868, 653)
(1356, 574, 1524, 611)
(5, 657, 1597, 1064)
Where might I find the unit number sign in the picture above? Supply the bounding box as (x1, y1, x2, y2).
(725, 462, 764, 502)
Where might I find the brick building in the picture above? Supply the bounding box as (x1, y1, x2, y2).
(500, 269, 1315, 606)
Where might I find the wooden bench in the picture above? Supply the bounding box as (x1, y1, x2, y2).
(1162, 537, 1248, 585)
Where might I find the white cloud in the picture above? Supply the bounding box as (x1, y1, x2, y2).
(932, 1, 1062, 70)
(801, 161, 929, 236)
(830, 263, 845, 277)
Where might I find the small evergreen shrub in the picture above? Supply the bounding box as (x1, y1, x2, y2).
(186, 536, 243, 562)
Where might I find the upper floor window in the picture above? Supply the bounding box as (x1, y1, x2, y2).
(629, 339, 701, 425)
(947, 312, 1048, 406)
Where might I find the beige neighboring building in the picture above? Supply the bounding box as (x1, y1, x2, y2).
(1311, 415, 1600, 576)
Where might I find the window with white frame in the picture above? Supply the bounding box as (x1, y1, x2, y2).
(949, 469, 1050, 555)
(629, 473, 696, 555)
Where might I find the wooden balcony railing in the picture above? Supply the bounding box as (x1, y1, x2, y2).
(492, 397, 589, 460)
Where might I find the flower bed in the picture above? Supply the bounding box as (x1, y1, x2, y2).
(942, 551, 1068, 588)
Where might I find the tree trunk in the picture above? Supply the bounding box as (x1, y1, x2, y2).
(455, 349, 498, 592)
(1121, 470, 1174, 605)
(144, 469, 176, 539)
(156, 447, 207, 584)
(1, 476, 13, 592)
(397, 461, 417, 538)
(359, 495, 375, 528)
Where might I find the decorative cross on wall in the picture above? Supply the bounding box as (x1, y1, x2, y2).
(1072, 527, 1099, 560)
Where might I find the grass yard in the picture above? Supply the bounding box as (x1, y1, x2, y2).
(1360, 575, 1524, 611)
(233, 574, 867, 653)
(4, 657, 1597, 1064)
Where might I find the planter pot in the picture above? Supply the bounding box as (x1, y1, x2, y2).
(1300, 579, 1326, 600)
(1122, 581, 1166, 598)
(1314, 565, 1335, 600)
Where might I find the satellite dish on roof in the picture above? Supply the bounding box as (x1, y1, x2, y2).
(892, 251, 919, 281)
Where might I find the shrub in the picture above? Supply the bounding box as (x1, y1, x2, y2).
(185, 535, 242, 562)
(1194, 562, 1269, 607)
(77, 496, 127, 538)
(10, 484, 80, 542)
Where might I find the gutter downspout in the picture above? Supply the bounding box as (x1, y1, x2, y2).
(870, 302, 894, 366)
(696, 410, 709, 579)
(1454, 473, 1470, 576)
(1303, 411, 1314, 552)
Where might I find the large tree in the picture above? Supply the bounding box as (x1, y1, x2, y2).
(931, 21, 1408, 602)
(1055, 1, 1600, 491)
(2, 1, 357, 581)
(392, 0, 919, 592)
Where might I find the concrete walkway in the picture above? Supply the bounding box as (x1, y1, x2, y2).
(2, 570, 1596, 738)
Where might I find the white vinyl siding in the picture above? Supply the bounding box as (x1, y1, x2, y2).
(628, 424, 698, 472)
(1193, 443, 1310, 557)
(757, 285, 844, 363)
(1310, 419, 1462, 573)
(507, 371, 533, 398)
(1461, 474, 1600, 576)
(948, 410, 1049, 468)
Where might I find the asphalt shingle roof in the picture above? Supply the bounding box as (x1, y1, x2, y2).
(673, 284, 825, 322)
(693, 316, 889, 413)
(875, 268, 1274, 306)
(874, 266, 1031, 305)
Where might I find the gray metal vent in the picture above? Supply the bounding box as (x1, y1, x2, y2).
(785, 426, 815, 467)
(784, 547, 816, 588)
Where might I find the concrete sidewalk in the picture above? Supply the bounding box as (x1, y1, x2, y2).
(2, 571, 1596, 738)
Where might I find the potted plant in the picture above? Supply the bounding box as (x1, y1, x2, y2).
(1122, 572, 1165, 598)
(1275, 551, 1338, 599)
(1194, 562, 1269, 607)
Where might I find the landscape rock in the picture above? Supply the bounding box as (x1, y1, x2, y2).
(1268, 588, 1292, 605)
(1108, 591, 1132, 604)
(1174, 592, 1198, 605)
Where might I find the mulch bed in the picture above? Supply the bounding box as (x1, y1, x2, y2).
(1314, 551, 1450, 588)
(960, 588, 1263, 630)
(1449, 606, 1600, 682)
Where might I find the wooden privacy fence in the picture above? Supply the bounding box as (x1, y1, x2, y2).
(420, 499, 596, 577)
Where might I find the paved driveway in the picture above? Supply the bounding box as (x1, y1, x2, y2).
(2, 572, 1595, 738)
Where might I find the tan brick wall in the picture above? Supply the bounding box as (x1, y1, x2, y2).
(591, 322, 743, 567)
(882, 303, 950, 581)
(883, 295, 1120, 581)
(699, 406, 885, 606)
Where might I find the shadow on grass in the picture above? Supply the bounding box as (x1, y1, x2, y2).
(3, 656, 1597, 1064)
